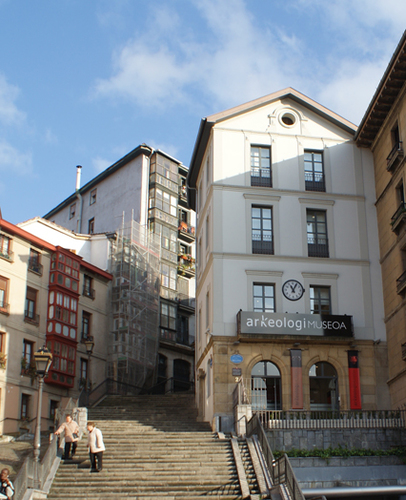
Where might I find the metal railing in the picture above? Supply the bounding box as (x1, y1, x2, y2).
(387, 141, 403, 170)
(305, 173, 325, 192)
(254, 408, 406, 430)
(28, 260, 43, 275)
(247, 413, 305, 500)
(233, 377, 250, 408)
(79, 377, 195, 407)
(13, 403, 74, 500)
(307, 241, 329, 258)
(397, 270, 406, 294)
(0, 249, 13, 261)
(273, 453, 306, 500)
(144, 377, 195, 395)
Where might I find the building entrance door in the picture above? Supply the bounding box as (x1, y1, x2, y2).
(309, 361, 339, 411)
(251, 361, 281, 410)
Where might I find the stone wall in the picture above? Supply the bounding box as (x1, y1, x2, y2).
(267, 427, 406, 452)
(291, 456, 406, 489)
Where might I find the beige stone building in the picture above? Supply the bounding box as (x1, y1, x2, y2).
(356, 30, 406, 408)
(0, 217, 111, 435)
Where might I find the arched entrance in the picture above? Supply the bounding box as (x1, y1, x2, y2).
(173, 359, 191, 392)
(251, 361, 281, 410)
(309, 361, 339, 411)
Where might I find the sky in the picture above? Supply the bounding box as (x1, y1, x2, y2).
(0, 0, 405, 225)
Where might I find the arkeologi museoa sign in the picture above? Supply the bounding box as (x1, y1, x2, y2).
(238, 311, 353, 337)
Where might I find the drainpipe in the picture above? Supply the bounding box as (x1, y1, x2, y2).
(303, 485, 406, 498)
(76, 165, 83, 233)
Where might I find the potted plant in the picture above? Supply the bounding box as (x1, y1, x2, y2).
(21, 357, 38, 384)
(0, 353, 6, 369)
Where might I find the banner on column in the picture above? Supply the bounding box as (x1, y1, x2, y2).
(290, 349, 303, 409)
(348, 350, 362, 410)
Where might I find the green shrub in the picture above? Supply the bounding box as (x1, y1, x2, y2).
(274, 445, 406, 464)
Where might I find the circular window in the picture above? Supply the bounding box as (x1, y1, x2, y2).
(281, 112, 296, 126)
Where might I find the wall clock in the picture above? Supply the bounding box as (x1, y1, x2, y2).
(282, 280, 304, 301)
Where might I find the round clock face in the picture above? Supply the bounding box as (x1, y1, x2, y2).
(282, 280, 304, 301)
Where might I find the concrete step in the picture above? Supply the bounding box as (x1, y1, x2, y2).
(48, 394, 246, 499)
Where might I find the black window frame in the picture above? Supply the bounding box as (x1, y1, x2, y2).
(310, 285, 331, 315)
(307, 209, 329, 258)
(304, 150, 325, 192)
(252, 205, 274, 255)
(251, 145, 272, 187)
(253, 283, 276, 312)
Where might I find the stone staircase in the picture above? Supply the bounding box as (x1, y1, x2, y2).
(47, 393, 268, 499)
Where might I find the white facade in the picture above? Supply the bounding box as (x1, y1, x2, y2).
(18, 218, 111, 272)
(188, 88, 388, 429)
(45, 147, 150, 235)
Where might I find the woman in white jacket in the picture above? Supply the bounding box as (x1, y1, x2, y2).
(87, 421, 105, 472)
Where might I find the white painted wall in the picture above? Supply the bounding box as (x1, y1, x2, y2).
(48, 154, 147, 235)
(196, 96, 386, 351)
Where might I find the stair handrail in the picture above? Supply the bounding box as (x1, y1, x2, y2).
(140, 377, 195, 395)
(79, 377, 195, 408)
(247, 413, 305, 500)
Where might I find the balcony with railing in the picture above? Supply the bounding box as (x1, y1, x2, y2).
(24, 310, 40, 325)
(83, 287, 96, 300)
(252, 238, 274, 255)
(177, 254, 195, 278)
(387, 141, 404, 171)
(28, 258, 43, 275)
(307, 237, 329, 258)
(0, 248, 13, 262)
(178, 222, 195, 242)
(305, 172, 325, 192)
(178, 185, 188, 208)
(391, 202, 406, 233)
(396, 270, 406, 295)
(0, 299, 9, 315)
(175, 292, 195, 311)
(251, 170, 272, 188)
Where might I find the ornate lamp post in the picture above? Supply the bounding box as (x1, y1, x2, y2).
(33, 346, 53, 489)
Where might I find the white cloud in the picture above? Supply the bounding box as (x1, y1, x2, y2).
(93, 0, 405, 123)
(92, 156, 112, 174)
(0, 139, 32, 175)
(0, 74, 25, 125)
(44, 128, 58, 144)
(317, 59, 389, 125)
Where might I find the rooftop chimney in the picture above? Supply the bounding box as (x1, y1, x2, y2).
(75, 165, 82, 191)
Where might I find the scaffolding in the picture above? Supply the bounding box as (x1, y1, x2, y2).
(108, 218, 161, 390)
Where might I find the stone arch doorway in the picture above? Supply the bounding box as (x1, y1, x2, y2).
(251, 360, 282, 410)
(173, 358, 191, 392)
(309, 361, 339, 411)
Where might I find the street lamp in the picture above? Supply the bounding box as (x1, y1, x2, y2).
(84, 336, 94, 357)
(33, 346, 53, 489)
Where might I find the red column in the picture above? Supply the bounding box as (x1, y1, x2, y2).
(348, 350, 362, 410)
